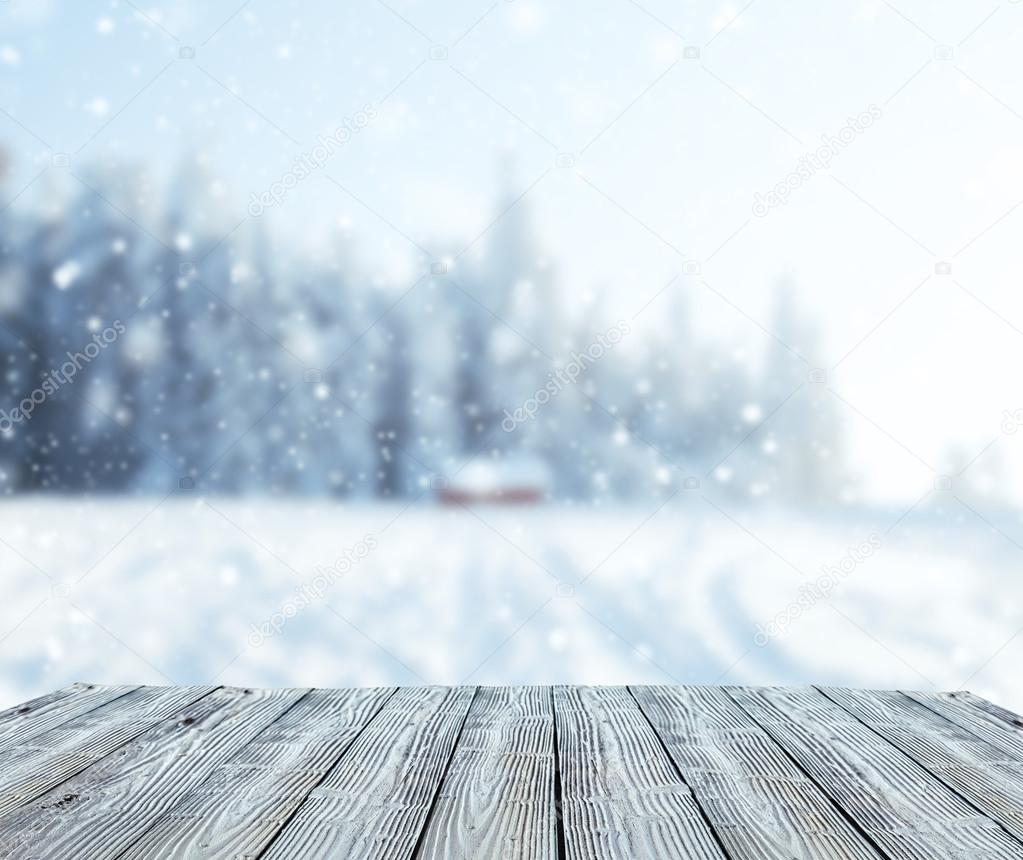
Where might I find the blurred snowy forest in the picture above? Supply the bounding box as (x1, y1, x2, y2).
(0, 153, 851, 502)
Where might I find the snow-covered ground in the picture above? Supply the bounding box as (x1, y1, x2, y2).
(1, 494, 1020, 712)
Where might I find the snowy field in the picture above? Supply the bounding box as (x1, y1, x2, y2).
(0, 494, 1020, 712)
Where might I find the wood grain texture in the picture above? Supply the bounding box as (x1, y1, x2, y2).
(116, 686, 395, 860)
(0, 683, 137, 753)
(2, 684, 1023, 858)
(0, 685, 79, 727)
(0, 686, 305, 859)
(632, 685, 883, 859)
(821, 687, 1023, 844)
(259, 685, 477, 860)
(907, 690, 1023, 762)
(730, 685, 1023, 859)
(0, 684, 214, 818)
(555, 685, 727, 860)
(415, 685, 557, 860)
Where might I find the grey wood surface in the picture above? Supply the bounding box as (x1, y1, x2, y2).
(0, 684, 79, 730)
(1, 684, 1023, 859)
(821, 686, 1023, 844)
(730, 685, 1023, 859)
(0, 686, 304, 859)
(907, 690, 1023, 761)
(415, 685, 558, 860)
(117, 686, 395, 860)
(0, 683, 136, 753)
(259, 685, 477, 860)
(0, 684, 213, 817)
(555, 685, 727, 860)
(632, 685, 884, 860)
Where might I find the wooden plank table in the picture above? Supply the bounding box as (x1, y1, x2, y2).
(0, 684, 1022, 859)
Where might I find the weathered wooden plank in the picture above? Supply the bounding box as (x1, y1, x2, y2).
(0, 684, 79, 726)
(555, 685, 727, 860)
(116, 686, 395, 860)
(416, 685, 557, 860)
(259, 685, 477, 860)
(906, 691, 1023, 762)
(822, 687, 1023, 844)
(5, 683, 1023, 859)
(632, 685, 884, 859)
(0, 686, 305, 859)
(0, 683, 138, 753)
(730, 685, 1023, 859)
(0, 684, 215, 817)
